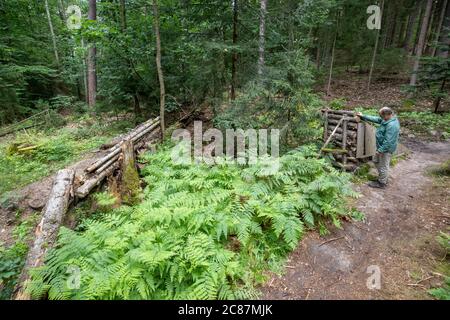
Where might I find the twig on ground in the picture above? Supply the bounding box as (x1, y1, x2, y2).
(319, 236, 345, 247)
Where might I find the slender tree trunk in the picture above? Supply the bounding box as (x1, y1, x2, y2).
(44, 0, 60, 67)
(368, 0, 384, 91)
(431, 0, 448, 57)
(257, 0, 267, 78)
(88, 0, 97, 108)
(231, 0, 238, 100)
(434, 78, 446, 113)
(381, 1, 390, 49)
(326, 12, 339, 96)
(404, 5, 420, 53)
(396, 13, 407, 47)
(152, 0, 165, 138)
(119, 0, 127, 32)
(410, 0, 433, 87)
(388, 5, 398, 47)
(57, 0, 66, 21)
(436, 0, 450, 58)
(413, 1, 425, 55)
(424, 0, 437, 54)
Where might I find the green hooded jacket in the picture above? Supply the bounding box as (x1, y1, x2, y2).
(361, 115, 400, 154)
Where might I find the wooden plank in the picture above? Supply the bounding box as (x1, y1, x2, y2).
(364, 124, 377, 158)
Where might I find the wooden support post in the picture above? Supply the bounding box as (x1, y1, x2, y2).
(120, 140, 141, 205)
(14, 169, 75, 300)
(324, 110, 329, 141)
(342, 116, 348, 166)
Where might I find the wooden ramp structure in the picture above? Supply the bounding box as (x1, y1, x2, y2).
(321, 109, 376, 171)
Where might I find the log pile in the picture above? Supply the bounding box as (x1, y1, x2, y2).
(321, 109, 367, 171)
(75, 117, 161, 198)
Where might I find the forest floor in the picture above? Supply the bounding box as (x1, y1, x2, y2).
(262, 138, 450, 300)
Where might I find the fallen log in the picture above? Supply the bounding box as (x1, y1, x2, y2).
(76, 128, 162, 198)
(76, 162, 120, 198)
(86, 119, 160, 173)
(14, 169, 75, 300)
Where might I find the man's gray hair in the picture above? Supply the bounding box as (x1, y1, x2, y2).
(379, 107, 393, 116)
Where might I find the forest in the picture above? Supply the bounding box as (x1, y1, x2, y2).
(0, 0, 449, 302)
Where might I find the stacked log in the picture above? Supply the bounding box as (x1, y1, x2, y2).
(75, 117, 161, 198)
(321, 109, 359, 171)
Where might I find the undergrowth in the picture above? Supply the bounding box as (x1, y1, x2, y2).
(429, 232, 450, 300)
(0, 116, 134, 195)
(26, 145, 358, 300)
(0, 214, 37, 299)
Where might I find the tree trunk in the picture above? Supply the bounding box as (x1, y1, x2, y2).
(119, 0, 127, 32)
(326, 12, 339, 96)
(388, 5, 398, 47)
(434, 78, 447, 113)
(432, 0, 449, 57)
(81, 38, 89, 104)
(88, 0, 97, 108)
(436, 0, 450, 58)
(410, 0, 433, 87)
(44, 0, 60, 67)
(231, 0, 238, 100)
(133, 94, 142, 119)
(424, 0, 437, 54)
(14, 169, 75, 300)
(257, 0, 267, 78)
(368, 0, 384, 91)
(152, 0, 165, 139)
(404, 4, 421, 53)
(57, 0, 66, 21)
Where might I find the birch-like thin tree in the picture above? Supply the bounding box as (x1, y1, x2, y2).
(152, 0, 166, 138)
(87, 0, 97, 107)
(231, 0, 238, 100)
(257, 0, 267, 78)
(368, 0, 384, 91)
(326, 12, 340, 96)
(44, 0, 60, 67)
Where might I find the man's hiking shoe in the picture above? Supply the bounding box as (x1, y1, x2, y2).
(368, 181, 386, 189)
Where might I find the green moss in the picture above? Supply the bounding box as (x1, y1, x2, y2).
(121, 160, 142, 205)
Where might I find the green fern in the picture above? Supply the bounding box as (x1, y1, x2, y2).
(26, 144, 357, 300)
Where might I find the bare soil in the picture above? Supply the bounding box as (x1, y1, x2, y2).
(261, 139, 450, 300)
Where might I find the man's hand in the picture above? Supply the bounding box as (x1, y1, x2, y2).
(355, 112, 363, 122)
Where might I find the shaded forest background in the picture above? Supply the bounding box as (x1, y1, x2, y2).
(0, 0, 449, 135)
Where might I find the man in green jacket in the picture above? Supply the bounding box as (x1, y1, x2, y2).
(355, 107, 400, 189)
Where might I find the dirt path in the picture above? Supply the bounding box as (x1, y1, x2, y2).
(262, 139, 450, 300)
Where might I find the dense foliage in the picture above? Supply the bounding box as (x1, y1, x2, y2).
(26, 146, 358, 299)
